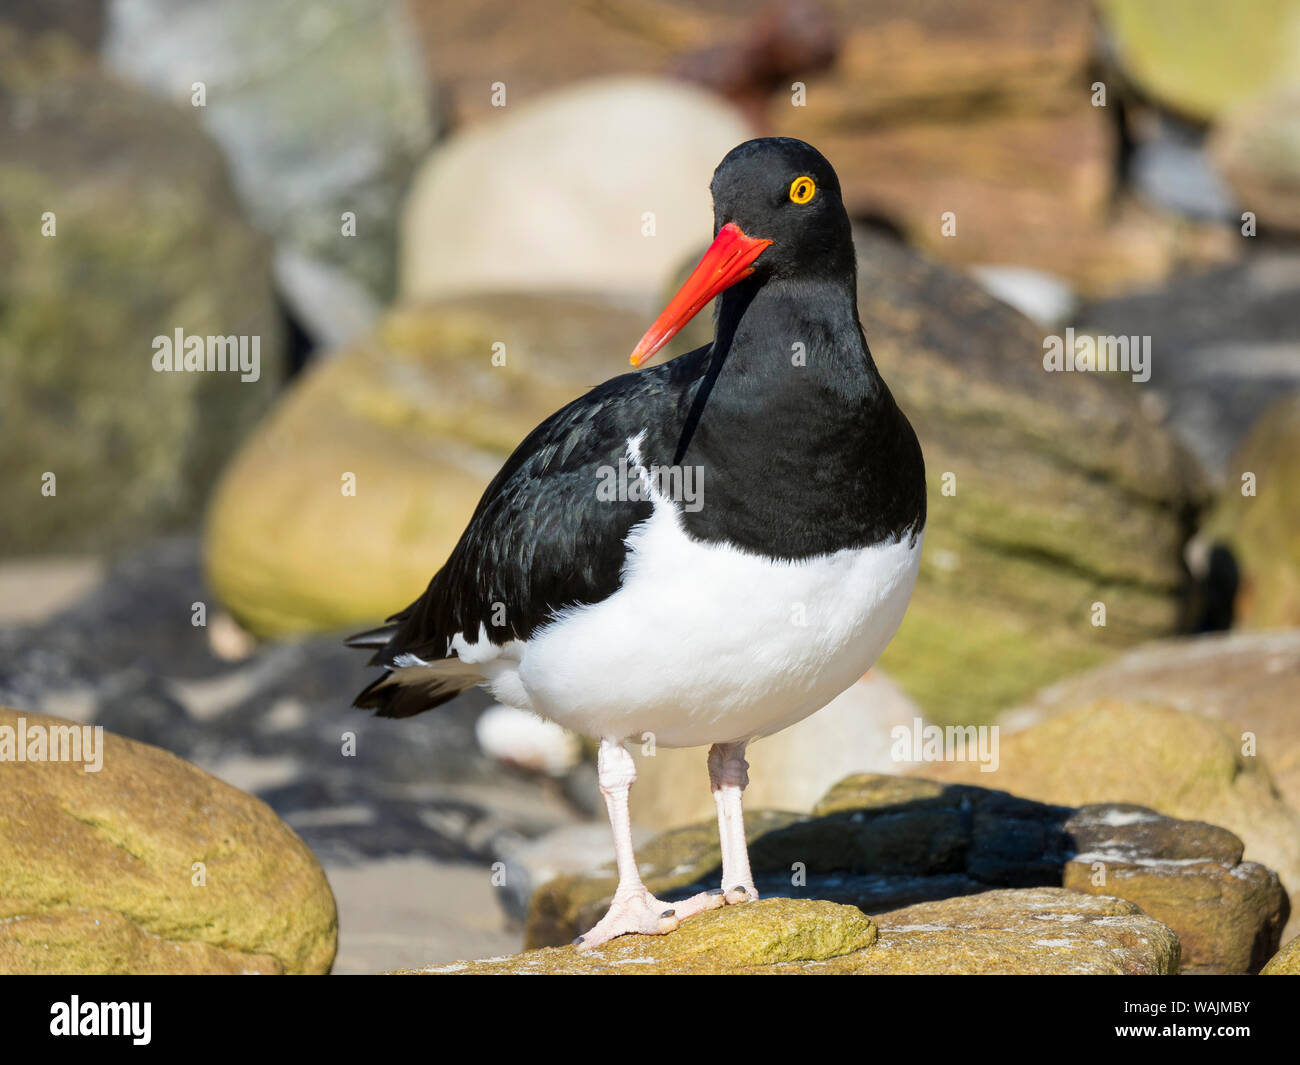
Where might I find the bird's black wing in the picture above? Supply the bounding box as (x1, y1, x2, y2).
(350, 348, 710, 717)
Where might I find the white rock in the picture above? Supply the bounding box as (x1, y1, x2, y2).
(400, 76, 754, 301)
(475, 703, 582, 776)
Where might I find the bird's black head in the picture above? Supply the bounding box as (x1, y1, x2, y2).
(709, 137, 853, 283)
(630, 137, 855, 367)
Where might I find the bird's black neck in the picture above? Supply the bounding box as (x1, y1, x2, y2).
(712, 274, 880, 398)
(665, 273, 926, 558)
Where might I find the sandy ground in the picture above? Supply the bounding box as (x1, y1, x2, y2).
(324, 856, 521, 974)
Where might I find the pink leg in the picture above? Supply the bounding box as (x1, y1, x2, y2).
(573, 739, 723, 952)
(709, 741, 758, 904)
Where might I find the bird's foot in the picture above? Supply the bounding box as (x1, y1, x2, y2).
(573, 889, 680, 952)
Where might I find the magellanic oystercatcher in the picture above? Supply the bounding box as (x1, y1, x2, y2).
(348, 137, 926, 950)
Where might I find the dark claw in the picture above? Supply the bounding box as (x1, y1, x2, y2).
(731, 886, 749, 895)
(707, 888, 724, 895)
(572, 936, 585, 946)
(660, 909, 676, 918)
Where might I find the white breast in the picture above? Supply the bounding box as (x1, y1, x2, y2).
(455, 435, 924, 748)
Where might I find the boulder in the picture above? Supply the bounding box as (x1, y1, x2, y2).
(1008, 630, 1300, 814)
(524, 773, 1283, 972)
(1211, 85, 1300, 236)
(918, 699, 1300, 945)
(403, 888, 1178, 975)
(1202, 396, 1300, 628)
(1096, 0, 1300, 121)
(104, 0, 437, 345)
(399, 77, 753, 301)
(0, 707, 337, 974)
(856, 233, 1203, 722)
(0, 27, 284, 555)
(203, 294, 647, 636)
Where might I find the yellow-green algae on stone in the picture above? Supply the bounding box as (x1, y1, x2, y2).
(400, 889, 1178, 975)
(0, 708, 337, 974)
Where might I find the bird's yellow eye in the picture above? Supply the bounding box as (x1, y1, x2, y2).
(789, 176, 816, 205)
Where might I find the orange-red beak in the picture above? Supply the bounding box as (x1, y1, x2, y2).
(629, 222, 772, 367)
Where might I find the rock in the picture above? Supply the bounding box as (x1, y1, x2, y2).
(1061, 805, 1286, 974)
(857, 888, 1180, 975)
(917, 699, 1300, 946)
(203, 294, 647, 636)
(475, 704, 582, 777)
(857, 233, 1203, 722)
(1212, 86, 1300, 236)
(1202, 396, 1300, 628)
(0, 707, 337, 974)
(968, 266, 1078, 328)
(769, 0, 1236, 293)
(1262, 935, 1300, 975)
(628, 669, 925, 832)
(1008, 630, 1300, 814)
(399, 77, 752, 301)
(1096, 0, 1300, 121)
(524, 772, 1281, 972)
(0, 27, 284, 555)
(1078, 252, 1300, 482)
(403, 889, 1178, 974)
(104, 0, 437, 345)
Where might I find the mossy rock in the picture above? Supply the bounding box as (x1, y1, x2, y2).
(403, 889, 1178, 975)
(0, 28, 284, 555)
(0, 707, 337, 974)
(1097, 0, 1300, 121)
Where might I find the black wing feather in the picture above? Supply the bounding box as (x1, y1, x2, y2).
(349, 347, 711, 715)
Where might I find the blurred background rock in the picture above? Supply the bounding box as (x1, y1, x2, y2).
(2, 0, 1299, 972)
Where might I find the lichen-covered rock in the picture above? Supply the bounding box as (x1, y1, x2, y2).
(856, 888, 1180, 975)
(1061, 805, 1287, 974)
(919, 699, 1300, 945)
(1261, 935, 1300, 975)
(0, 27, 284, 555)
(0, 707, 337, 974)
(525, 772, 1282, 972)
(404, 889, 1178, 975)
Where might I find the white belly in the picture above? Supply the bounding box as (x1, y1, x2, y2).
(462, 494, 923, 749)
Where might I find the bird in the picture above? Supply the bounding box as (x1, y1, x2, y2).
(347, 137, 926, 951)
